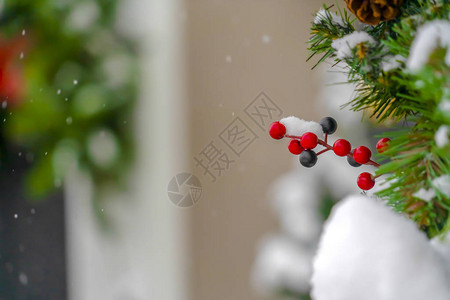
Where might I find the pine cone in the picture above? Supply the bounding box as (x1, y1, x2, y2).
(345, 0, 403, 25)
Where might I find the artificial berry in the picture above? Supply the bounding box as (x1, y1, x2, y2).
(357, 172, 375, 190)
(269, 122, 286, 140)
(332, 139, 351, 156)
(299, 150, 317, 168)
(300, 132, 318, 149)
(376, 137, 391, 153)
(353, 146, 372, 164)
(347, 154, 361, 167)
(320, 117, 337, 134)
(288, 139, 304, 155)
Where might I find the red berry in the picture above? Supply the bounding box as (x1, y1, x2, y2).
(357, 172, 375, 190)
(288, 139, 304, 155)
(332, 139, 351, 156)
(269, 122, 286, 140)
(300, 132, 318, 149)
(376, 137, 391, 153)
(353, 146, 371, 164)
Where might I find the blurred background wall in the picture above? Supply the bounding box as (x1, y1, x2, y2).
(186, 1, 324, 299)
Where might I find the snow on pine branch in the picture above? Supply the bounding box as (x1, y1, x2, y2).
(279, 116, 324, 138)
(407, 20, 450, 71)
(331, 31, 375, 60)
(314, 9, 345, 27)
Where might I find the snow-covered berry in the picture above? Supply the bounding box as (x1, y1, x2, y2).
(320, 117, 337, 134)
(347, 153, 361, 167)
(300, 132, 318, 149)
(376, 137, 391, 153)
(269, 122, 286, 140)
(357, 172, 375, 190)
(353, 146, 371, 164)
(299, 150, 317, 168)
(333, 139, 351, 156)
(288, 139, 304, 155)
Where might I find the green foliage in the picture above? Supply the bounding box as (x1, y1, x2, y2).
(308, 1, 450, 237)
(0, 0, 138, 199)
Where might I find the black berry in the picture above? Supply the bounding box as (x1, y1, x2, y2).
(320, 117, 337, 134)
(347, 154, 361, 167)
(299, 150, 317, 168)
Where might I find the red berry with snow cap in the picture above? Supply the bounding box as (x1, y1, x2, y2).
(376, 137, 391, 153)
(269, 121, 286, 140)
(333, 139, 351, 156)
(288, 139, 304, 155)
(300, 132, 318, 149)
(353, 146, 372, 164)
(357, 172, 375, 190)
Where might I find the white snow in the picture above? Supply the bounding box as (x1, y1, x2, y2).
(439, 100, 450, 113)
(19, 272, 28, 285)
(432, 175, 450, 197)
(279, 116, 324, 139)
(413, 187, 435, 201)
(381, 54, 406, 72)
(311, 195, 450, 300)
(270, 171, 322, 243)
(314, 9, 345, 27)
(262, 34, 271, 44)
(407, 20, 450, 71)
(252, 235, 314, 294)
(430, 232, 450, 274)
(331, 31, 375, 60)
(435, 125, 449, 147)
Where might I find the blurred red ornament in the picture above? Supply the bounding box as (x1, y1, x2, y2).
(0, 35, 28, 106)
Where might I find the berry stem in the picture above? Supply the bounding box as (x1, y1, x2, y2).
(286, 135, 380, 168)
(316, 148, 331, 156)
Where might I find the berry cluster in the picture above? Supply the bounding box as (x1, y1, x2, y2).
(269, 117, 390, 191)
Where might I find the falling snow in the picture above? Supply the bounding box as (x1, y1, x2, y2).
(19, 272, 28, 286)
(262, 34, 271, 44)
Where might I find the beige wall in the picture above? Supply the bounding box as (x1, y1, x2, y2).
(186, 1, 326, 299)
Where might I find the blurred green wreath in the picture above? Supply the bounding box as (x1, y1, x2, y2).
(0, 0, 138, 199)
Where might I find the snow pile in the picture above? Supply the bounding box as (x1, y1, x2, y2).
(431, 232, 450, 273)
(435, 125, 449, 148)
(331, 31, 375, 59)
(407, 20, 450, 71)
(314, 9, 345, 27)
(311, 195, 450, 300)
(252, 235, 314, 294)
(381, 54, 406, 72)
(279, 116, 324, 138)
